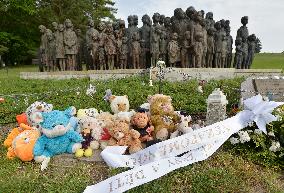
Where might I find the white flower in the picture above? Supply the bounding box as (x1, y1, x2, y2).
(267, 131, 275, 137)
(247, 130, 253, 133)
(197, 85, 203, 93)
(76, 91, 80, 96)
(269, 141, 281, 152)
(86, 84, 96, 96)
(238, 131, 251, 143)
(229, 137, 239, 145)
(254, 129, 262, 135)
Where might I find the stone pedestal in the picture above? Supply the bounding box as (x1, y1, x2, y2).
(206, 88, 228, 126)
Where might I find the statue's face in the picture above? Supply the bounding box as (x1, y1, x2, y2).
(159, 15, 165, 24)
(152, 13, 160, 23)
(128, 16, 134, 26)
(98, 22, 105, 31)
(88, 20, 94, 27)
(215, 22, 221, 30)
(65, 19, 72, 28)
(175, 9, 185, 20)
(186, 7, 196, 19)
(39, 26, 46, 33)
(164, 17, 171, 27)
(52, 22, 58, 30)
(242, 17, 248, 25)
(206, 12, 213, 20)
(133, 15, 138, 26)
(58, 24, 64, 32)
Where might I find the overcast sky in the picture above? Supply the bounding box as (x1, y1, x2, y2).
(114, 0, 284, 53)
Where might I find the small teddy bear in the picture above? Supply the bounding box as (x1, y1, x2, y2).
(108, 120, 142, 154)
(170, 113, 193, 138)
(148, 94, 181, 141)
(109, 95, 130, 114)
(75, 116, 103, 157)
(131, 109, 154, 146)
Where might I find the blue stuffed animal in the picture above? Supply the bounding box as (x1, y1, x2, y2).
(32, 106, 83, 170)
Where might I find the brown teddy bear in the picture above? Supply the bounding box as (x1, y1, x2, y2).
(108, 120, 143, 154)
(148, 94, 181, 141)
(131, 110, 154, 146)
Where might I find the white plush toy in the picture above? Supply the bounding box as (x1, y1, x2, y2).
(77, 108, 99, 118)
(109, 95, 130, 114)
(170, 114, 193, 138)
(77, 116, 103, 150)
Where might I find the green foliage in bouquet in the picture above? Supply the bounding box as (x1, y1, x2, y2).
(226, 105, 284, 168)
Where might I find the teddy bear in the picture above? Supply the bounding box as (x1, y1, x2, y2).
(109, 95, 130, 114)
(108, 119, 142, 154)
(7, 125, 40, 161)
(170, 113, 193, 138)
(75, 116, 103, 157)
(25, 101, 53, 129)
(131, 109, 154, 147)
(96, 111, 115, 149)
(31, 106, 83, 170)
(148, 94, 181, 141)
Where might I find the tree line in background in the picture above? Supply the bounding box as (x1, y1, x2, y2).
(0, 0, 117, 66)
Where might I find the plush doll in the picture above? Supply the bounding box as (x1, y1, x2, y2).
(75, 116, 103, 157)
(170, 114, 193, 138)
(77, 108, 99, 118)
(16, 113, 28, 126)
(96, 111, 116, 149)
(31, 107, 83, 170)
(148, 94, 181, 141)
(7, 126, 40, 161)
(131, 110, 154, 145)
(25, 101, 53, 128)
(109, 95, 130, 114)
(108, 120, 142, 154)
(4, 123, 32, 148)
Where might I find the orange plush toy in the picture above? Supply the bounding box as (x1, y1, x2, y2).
(16, 113, 28, 126)
(4, 123, 32, 148)
(7, 125, 40, 161)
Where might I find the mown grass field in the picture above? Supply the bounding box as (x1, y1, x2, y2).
(251, 53, 284, 70)
(0, 53, 283, 193)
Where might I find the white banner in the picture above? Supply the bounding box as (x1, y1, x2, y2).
(84, 96, 283, 193)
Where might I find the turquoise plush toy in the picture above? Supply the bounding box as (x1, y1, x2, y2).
(32, 106, 83, 170)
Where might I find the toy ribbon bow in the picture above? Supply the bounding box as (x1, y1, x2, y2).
(240, 94, 284, 134)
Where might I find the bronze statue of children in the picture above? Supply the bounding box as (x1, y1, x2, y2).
(167, 33, 180, 67)
(234, 38, 243, 69)
(191, 32, 204, 68)
(181, 31, 191, 68)
(120, 36, 128, 69)
(131, 32, 141, 69)
(206, 28, 215, 68)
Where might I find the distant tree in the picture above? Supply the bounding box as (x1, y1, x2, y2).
(36, 0, 117, 30)
(255, 37, 262, 53)
(0, 0, 117, 65)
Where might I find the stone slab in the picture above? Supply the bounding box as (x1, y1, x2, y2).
(253, 79, 284, 102)
(20, 71, 89, 80)
(241, 77, 284, 102)
(20, 68, 283, 81)
(89, 69, 147, 81)
(52, 149, 104, 164)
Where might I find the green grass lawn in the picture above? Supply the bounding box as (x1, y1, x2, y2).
(251, 53, 284, 70)
(0, 58, 284, 193)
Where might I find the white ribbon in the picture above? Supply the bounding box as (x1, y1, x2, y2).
(84, 95, 283, 193)
(242, 94, 284, 134)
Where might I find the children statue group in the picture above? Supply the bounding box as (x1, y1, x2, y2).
(39, 6, 257, 72)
